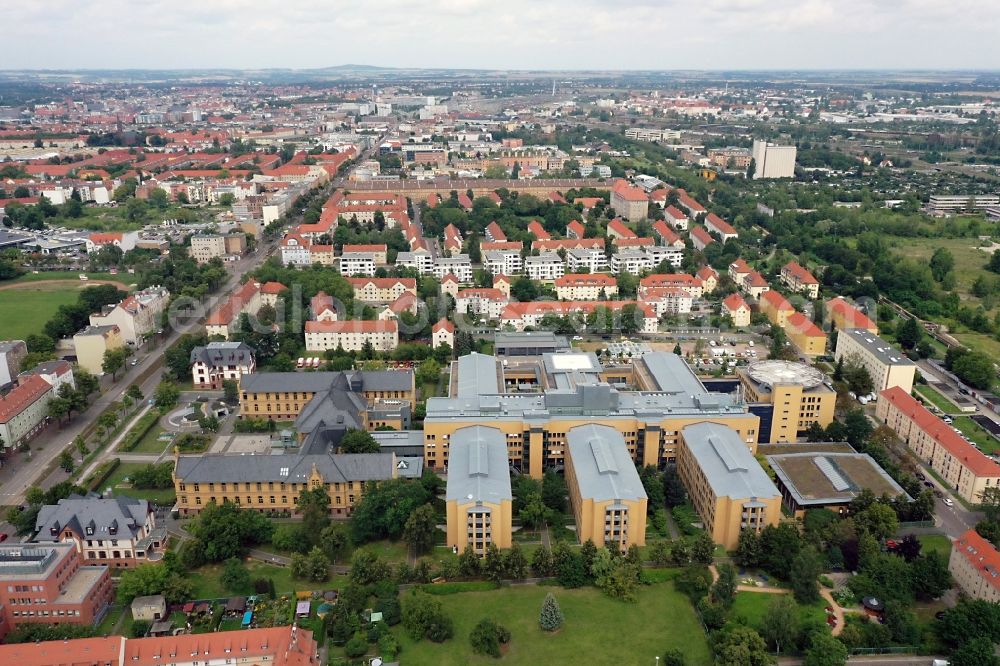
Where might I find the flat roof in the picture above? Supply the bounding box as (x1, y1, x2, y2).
(445, 426, 512, 504)
(567, 424, 647, 502)
(766, 451, 909, 506)
(838, 329, 916, 367)
(745, 360, 827, 390)
(682, 423, 780, 501)
(59, 566, 106, 605)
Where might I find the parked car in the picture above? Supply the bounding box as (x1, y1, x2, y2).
(916, 472, 926, 480)
(943, 498, 954, 507)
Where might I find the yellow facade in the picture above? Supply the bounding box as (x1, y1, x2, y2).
(173, 461, 386, 517)
(738, 375, 835, 443)
(787, 327, 827, 357)
(423, 414, 760, 479)
(445, 498, 513, 553)
(565, 475, 646, 549)
(239, 381, 416, 421)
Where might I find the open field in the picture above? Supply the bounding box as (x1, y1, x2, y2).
(104, 462, 176, 505)
(7, 270, 125, 285)
(386, 579, 711, 666)
(917, 534, 953, 559)
(953, 416, 1000, 455)
(915, 384, 959, 414)
(895, 237, 995, 304)
(730, 590, 829, 633)
(0, 275, 133, 339)
(187, 561, 349, 600)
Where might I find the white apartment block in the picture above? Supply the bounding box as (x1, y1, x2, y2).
(339, 252, 378, 277)
(189, 235, 226, 264)
(565, 247, 608, 273)
(88, 286, 170, 347)
(751, 140, 797, 179)
(525, 253, 565, 281)
(610, 248, 653, 276)
(279, 235, 312, 266)
(645, 245, 684, 268)
(434, 255, 474, 283)
(835, 329, 916, 395)
(304, 320, 399, 352)
(483, 250, 523, 276)
(396, 250, 435, 274)
(455, 289, 510, 320)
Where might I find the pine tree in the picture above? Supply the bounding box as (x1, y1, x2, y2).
(539, 593, 564, 632)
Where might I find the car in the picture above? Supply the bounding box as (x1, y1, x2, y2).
(130, 359, 138, 366)
(943, 498, 954, 507)
(572, 336, 583, 341)
(943, 417, 953, 424)
(923, 481, 935, 488)
(0, 533, 7, 542)
(916, 473, 926, 480)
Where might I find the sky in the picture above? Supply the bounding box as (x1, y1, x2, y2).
(4, 0, 1000, 71)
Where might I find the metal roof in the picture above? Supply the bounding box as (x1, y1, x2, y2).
(682, 423, 780, 501)
(567, 424, 647, 502)
(638, 351, 706, 395)
(455, 352, 500, 398)
(175, 452, 395, 485)
(445, 426, 512, 504)
(838, 329, 916, 367)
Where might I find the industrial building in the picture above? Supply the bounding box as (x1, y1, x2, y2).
(751, 140, 797, 179)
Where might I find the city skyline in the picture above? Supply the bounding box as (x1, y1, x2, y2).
(6, 0, 1000, 71)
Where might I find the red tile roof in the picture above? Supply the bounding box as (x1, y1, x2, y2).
(722, 293, 749, 312)
(705, 212, 737, 236)
(531, 238, 603, 252)
(566, 220, 585, 238)
(574, 197, 603, 209)
(0, 375, 52, 424)
(342, 244, 387, 253)
(729, 259, 752, 274)
(690, 226, 714, 246)
(676, 189, 705, 213)
(696, 266, 718, 281)
(485, 221, 507, 241)
(640, 274, 702, 290)
(548, 191, 567, 204)
(652, 220, 680, 245)
(880, 386, 1000, 477)
(828, 297, 877, 331)
(481, 241, 523, 252)
(260, 281, 287, 295)
(611, 179, 649, 202)
(954, 529, 1000, 592)
(555, 274, 617, 288)
(787, 312, 825, 337)
(760, 289, 794, 310)
(783, 261, 819, 285)
(614, 237, 655, 248)
(664, 205, 688, 221)
(607, 218, 637, 239)
(346, 277, 416, 290)
(527, 220, 550, 240)
(433, 318, 454, 333)
(306, 320, 398, 334)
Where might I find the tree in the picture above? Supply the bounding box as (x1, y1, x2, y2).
(854, 503, 898, 541)
(951, 636, 1000, 666)
(760, 595, 799, 655)
(222, 379, 239, 403)
(539, 593, 564, 632)
(402, 590, 453, 642)
(403, 504, 437, 556)
(339, 428, 380, 454)
(185, 501, 273, 561)
(713, 625, 774, 666)
(58, 449, 74, 472)
(153, 381, 180, 409)
(789, 547, 823, 604)
(691, 532, 715, 564)
(505, 543, 528, 579)
(711, 563, 738, 607)
(953, 350, 995, 390)
(736, 528, 763, 568)
(458, 544, 481, 577)
(896, 316, 923, 350)
(469, 618, 510, 658)
(541, 471, 567, 513)
(350, 478, 432, 542)
(319, 523, 350, 562)
(802, 631, 848, 666)
(531, 546, 555, 577)
(116, 563, 193, 604)
(937, 598, 1000, 649)
(484, 543, 506, 583)
(929, 247, 955, 283)
(911, 551, 951, 600)
(291, 547, 331, 582)
(663, 467, 687, 507)
(349, 550, 391, 586)
(102, 347, 128, 380)
(221, 557, 252, 594)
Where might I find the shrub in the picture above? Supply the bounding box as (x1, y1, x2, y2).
(344, 632, 368, 658)
(469, 618, 510, 658)
(539, 593, 564, 632)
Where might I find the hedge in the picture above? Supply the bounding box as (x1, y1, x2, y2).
(119, 411, 160, 452)
(86, 458, 121, 492)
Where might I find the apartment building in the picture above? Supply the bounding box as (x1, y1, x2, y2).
(565, 247, 608, 274)
(949, 529, 1000, 602)
(565, 220, 585, 239)
(486, 221, 507, 242)
(527, 220, 550, 240)
(664, 205, 689, 230)
(0, 626, 319, 666)
(89, 286, 169, 347)
(188, 234, 226, 263)
(0, 375, 53, 450)
(781, 261, 820, 299)
(0, 340, 28, 387)
(639, 274, 703, 299)
(432, 318, 454, 349)
(304, 320, 398, 353)
(610, 248, 653, 275)
(645, 244, 685, 269)
(697, 266, 719, 293)
(483, 249, 523, 276)
(434, 255, 474, 283)
(456, 288, 509, 320)
(239, 369, 416, 422)
(338, 251, 378, 276)
(190, 341, 255, 389)
(342, 244, 388, 265)
(927, 194, 1000, 217)
(675, 189, 706, 218)
(653, 220, 684, 248)
(33, 494, 161, 568)
(500, 301, 658, 334)
(606, 218, 637, 240)
(0, 543, 113, 640)
(423, 352, 760, 479)
(396, 248, 435, 274)
(835, 329, 916, 394)
(677, 422, 782, 550)
(642, 287, 694, 317)
(737, 360, 836, 443)
(610, 180, 650, 222)
(828, 296, 878, 334)
(877, 386, 1000, 503)
(751, 140, 797, 179)
(722, 293, 751, 328)
(555, 274, 618, 301)
(174, 449, 397, 517)
(205, 280, 287, 340)
(759, 290, 795, 328)
(72, 325, 123, 375)
(445, 426, 513, 554)
(705, 213, 738, 242)
(566, 424, 648, 550)
(690, 225, 715, 251)
(525, 253, 565, 281)
(347, 277, 417, 304)
(786, 313, 827, 356)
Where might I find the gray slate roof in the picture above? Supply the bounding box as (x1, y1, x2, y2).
(239, 369, 412, 394)
(190, 341, 255, 367)
(566, 424, 647, 502)
(175, 451, 395, 485)
(34, 494, 149, 542)
(445, 426, 512, 504)
(682, 422, 780, 501)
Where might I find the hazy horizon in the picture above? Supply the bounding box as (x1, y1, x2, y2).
(6, 0, 1000, 71)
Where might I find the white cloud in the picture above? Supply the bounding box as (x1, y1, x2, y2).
(3, 0, 1000, 70)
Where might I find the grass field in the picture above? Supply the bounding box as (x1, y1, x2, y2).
(10, 270, 124, 284)
(953, 416, 1000, 455)
(915, 385, 959, 414)
(187, 561, 349, 600)
(0, 286, 78, 339)
(130, 423, 171, 455)
(386, 581, 711, 666)
(895, 237, 994, 306)
(104, 462, 176, 504)
(917, 534, 953, 559)
(730, 590, 828, 633)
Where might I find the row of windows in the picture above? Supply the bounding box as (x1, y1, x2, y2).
(181, 480, 360, 493)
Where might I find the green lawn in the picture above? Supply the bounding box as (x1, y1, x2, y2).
(730, 590, 829, 632)
(0, 286, 78, 339)
(918, 534, 953, 559)
(11, 270, 124, 284)
(915, 385, 959, 414)
(104, 461, 176, 504)
(388, 581, 711, 666)
(355, 539, 410, 563)
(954, 416, 1000, 455)
(130, 423, 171, 455)
(187, 560, 348, 600)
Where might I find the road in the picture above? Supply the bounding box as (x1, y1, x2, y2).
(0, 229, 282, 509)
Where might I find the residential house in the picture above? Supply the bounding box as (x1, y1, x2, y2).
(722, 293, 751, 328)
(781, 261, 820, 299)
(88, 286, 169, 347)
(73, 325, 123, 375)
(190, 341, 255, 389)
(304, 320, 399, 352)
